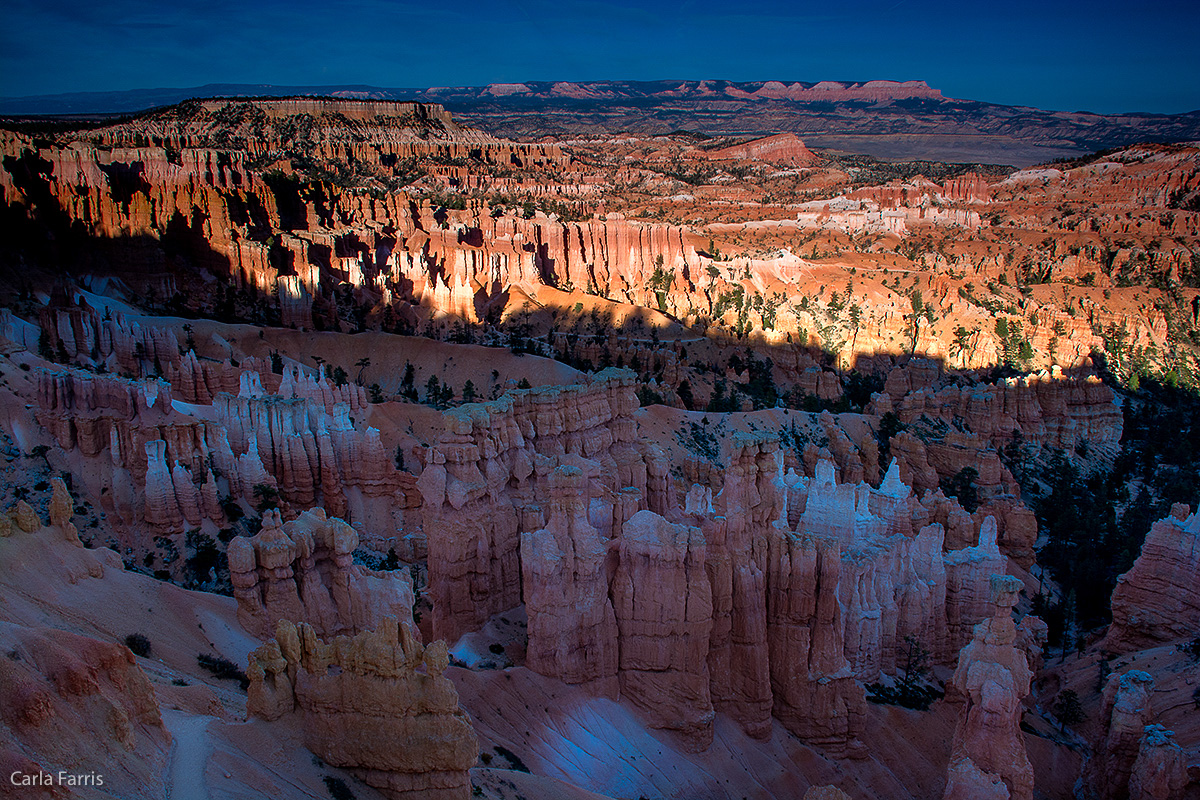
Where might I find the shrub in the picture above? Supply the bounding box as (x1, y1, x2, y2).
(322, 776, 356, 800)
(124, 633, 152, 657)
(493, 745, 531, 773)
(197, 653, 249, 689)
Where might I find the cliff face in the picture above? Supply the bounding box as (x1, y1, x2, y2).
(0, 107, 705, 330)
(1106, 504, 1200, 653)
(28, 348, 420, 570)
(612, 510, 714, 751)
(248, 617, 478, 800)
(521, 465, 619, 694)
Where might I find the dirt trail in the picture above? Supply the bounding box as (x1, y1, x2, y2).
(163, 710, 212, 800)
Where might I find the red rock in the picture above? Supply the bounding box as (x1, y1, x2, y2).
(1083, 670, 1156, 799)
(766, 526, 865, 755)
(521, 465, 620, 694)
(707, 133, 822, 166)
(228, 507, 415, 640)
(1106, 505, 1200, 653)
(612, 510, 714, 750)
(943, 575, 1035, 800)
(1129, 725, 1188, 800)
(0, 626, 170, 799)
(247, 617, 478, 800)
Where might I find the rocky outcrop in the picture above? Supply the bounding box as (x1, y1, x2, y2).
(696, 436, 776, 739)
(521, 465, 619, 694)
(1084, 670, 1156, 800)
(707, 133, 821, 166)
(944, 517, 1009, 658)
(871, 364, 1123, 453)
(417, 379, 1011, 755)
(247, 617, 478, 800)
(31, 355, 417, 557)
(1106, 504, 1200, 653)
(1083, 670, 1188, 800)
(612, 510, 714, 750)
(765, 525, 865, 755)
(0, 624, 170, 799)
(228, 508, 415, 640)
(943, 575, 1035, 800)
(1129, 725, 1187, 800)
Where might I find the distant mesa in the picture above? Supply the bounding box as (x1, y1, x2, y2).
(706, 132, 823, 166)
(484, 83, 531, 96)
(725, 79, 943, 103)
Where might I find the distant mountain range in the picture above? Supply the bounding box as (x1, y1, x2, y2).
(4, 80, 1199, 166)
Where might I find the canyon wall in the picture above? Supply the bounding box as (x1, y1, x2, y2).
(1106, 504, 1200, 653)
(418, 378, 1021, 754)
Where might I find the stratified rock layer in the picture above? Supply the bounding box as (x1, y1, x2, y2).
(1083, 670, 1189, 800)
(1106, 504, 1200, 653)
(612, 510, 714, 750)
(418, 370, 647, 644)
(521, 466, 619, 694)
(247, 617, 478, 800)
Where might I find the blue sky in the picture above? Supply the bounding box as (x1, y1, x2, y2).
(2, 0, 1198, 113)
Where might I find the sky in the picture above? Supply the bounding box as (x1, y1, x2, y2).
(2, 0, 1199, 114)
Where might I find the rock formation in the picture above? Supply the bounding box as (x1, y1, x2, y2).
(521, 465, 619, 694)
(1084, 670, 1156, 799)
(612, 509, 714, 750)
(1106, 504, 1200, 653)
(944, 517, 1008, 658)
(0, 625, 170, 799)
(870, 363, 1124, 454)
(766, 524, 865, 754)
(228, 508, 415, 640)
(417, 373, 1016, 755)
(247, 617, 478, 800)
(696, 435, 776, 739)
(943, 574, 1035, 800)
(707, 133, 822, 166)
(417, 370, 647, 644)
(1083, 670, 1189, 800)
(30, 355, 418, 562)
(1129, 725, 1187, 800)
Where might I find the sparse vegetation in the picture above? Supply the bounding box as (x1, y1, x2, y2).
(124, 633, 152, 657)
(197, 653, 250, 689)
